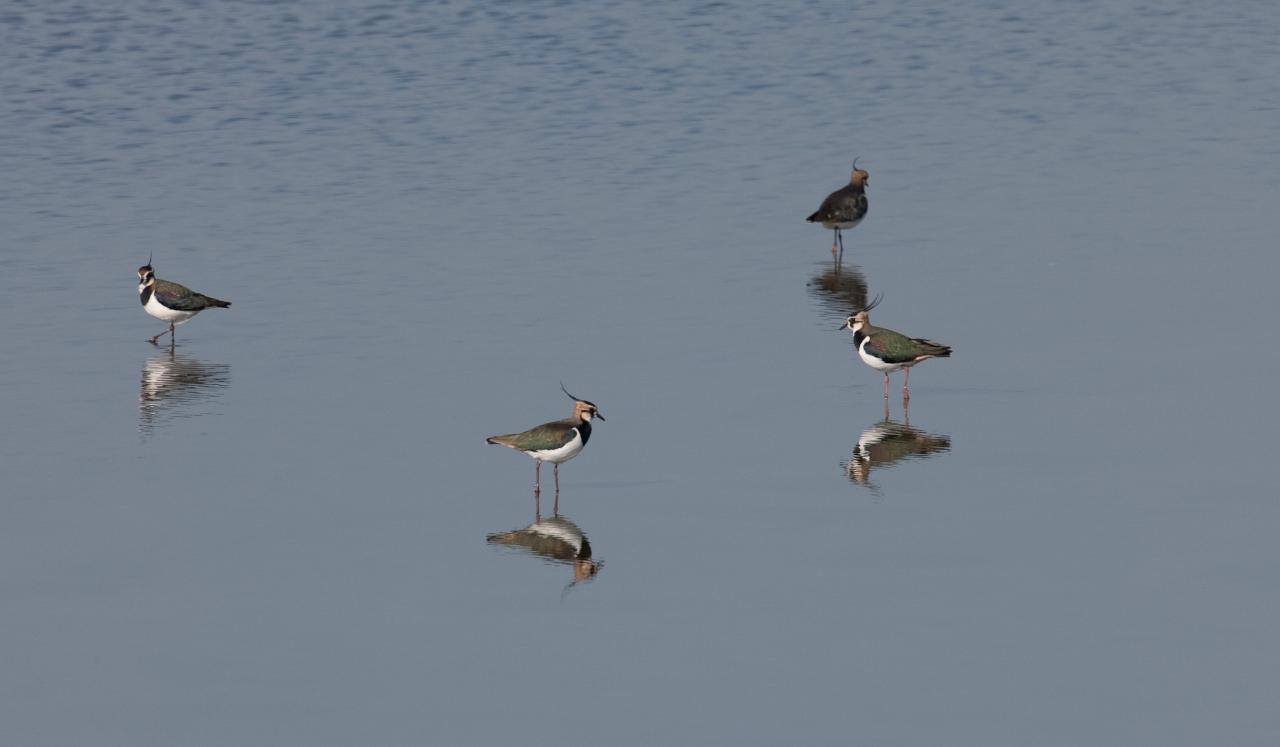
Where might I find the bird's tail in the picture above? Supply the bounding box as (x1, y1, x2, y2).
(486, 435, 518, 447)
(202, 295, 231, 308)
(913, 339, 951, 358)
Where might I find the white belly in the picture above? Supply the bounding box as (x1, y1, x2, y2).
(143, 292, 197, 324)
(858, 339, 904, 373)
(826, 216, 863, 231)
(526, 430, 584, 464)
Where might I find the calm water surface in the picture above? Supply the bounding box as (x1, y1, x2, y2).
(2, 1, 1279, 744)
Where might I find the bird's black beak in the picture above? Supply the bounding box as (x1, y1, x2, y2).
(595, 412, 606, 422)
(837, 322, 849, 330)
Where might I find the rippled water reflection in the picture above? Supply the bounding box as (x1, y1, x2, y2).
(844, 403, 951, 491)
(487, 512, 601, 592)
(137, 348, 231, 436)
(806, 261, 871, 323)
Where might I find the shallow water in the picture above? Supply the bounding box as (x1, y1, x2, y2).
(3, 1, 1279, 744)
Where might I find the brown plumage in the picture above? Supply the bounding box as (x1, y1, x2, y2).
(807, 162, 869, 265)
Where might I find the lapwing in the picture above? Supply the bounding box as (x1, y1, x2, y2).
(486, 384, 604, 496)
(840, 294, 951, 399)
(807, 159, 869, 265)
(137, 256, 230, 345)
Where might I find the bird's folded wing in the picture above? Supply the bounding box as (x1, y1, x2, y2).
(152, 280, 206, 311)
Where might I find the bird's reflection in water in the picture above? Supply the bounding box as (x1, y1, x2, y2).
(845, 401, 950, 489)
(487, 513, 601, 591)
(806, 261, 870, 322)
(138, 349, 231, 436)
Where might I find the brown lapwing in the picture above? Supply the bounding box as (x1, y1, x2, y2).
(486, 383, 604, 498)
(137, 255, 230, 345)
(807, 159, 869, 265)
(840, 294, 951, 399)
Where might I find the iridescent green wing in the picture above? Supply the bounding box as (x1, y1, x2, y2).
(152, 279, 206, 311)
(864, 328, 930, 364)
(496, 420, 576, 451)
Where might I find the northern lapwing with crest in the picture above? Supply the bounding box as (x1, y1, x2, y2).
(137, 255, 230, 345)
(807, 159, 869, 265)
(486, 384, 604, 496)
(840, 294, 951, 399)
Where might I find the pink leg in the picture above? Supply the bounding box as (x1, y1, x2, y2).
(903, 368, 911, 399)
(883, 373, 890, 399)
(534, 461, 541, 496)
(149, 323, 174, 345)
(554, 463, 560, 494)
(553, 489, 559, 517)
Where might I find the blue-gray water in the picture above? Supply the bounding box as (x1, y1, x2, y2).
(3, 1, 1279, 744)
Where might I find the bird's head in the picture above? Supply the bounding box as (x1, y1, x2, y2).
(851, 157, 869, 187)
(136, 251, 155, 283)
(137, 255, 156, 287)
(840, 293, 882, 332)
(562, 382, 605, 422)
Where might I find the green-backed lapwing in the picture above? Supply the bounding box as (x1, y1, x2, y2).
(807, 159, 869, 265)
(840, 294, 951, 399)
(137, 256, 230, 345)
(486, 384, 604, 496)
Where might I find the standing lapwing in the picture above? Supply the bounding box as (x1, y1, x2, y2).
(486, 384, 604, 497)
(807, 159, 869, 266)
(840, 294, 951, 399)
(137, 256, 230, 345)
